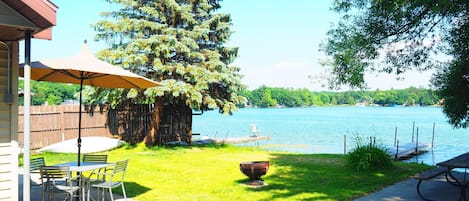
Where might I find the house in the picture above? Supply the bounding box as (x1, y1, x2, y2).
(0, 0, 57, 200)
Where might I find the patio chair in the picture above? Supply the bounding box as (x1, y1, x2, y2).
(30, 157, 46, 186)
(39, 166, 80, 201)
(82, 154, 109, 180)
(79, 154, 109, 196)
(251, 124, 260, 137)
(83, 154, 108, 163)
(90, 159, 128, 201)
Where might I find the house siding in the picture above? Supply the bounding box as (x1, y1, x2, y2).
(0, 41, 18, 200)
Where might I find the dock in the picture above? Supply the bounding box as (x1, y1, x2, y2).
(213, 135, 270, 144)
(191, 124, 270, 145)
(191, 135, 270, 145)
(389, 122, 435, 160)
(390, 143, 432, 159)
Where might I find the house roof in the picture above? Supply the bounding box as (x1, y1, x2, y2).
(0, 0, 57, 41)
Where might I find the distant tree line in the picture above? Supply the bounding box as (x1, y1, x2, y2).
(239, 86, 439, 108)
(19, 80, 439, 108)
(19, 80, 80, 106)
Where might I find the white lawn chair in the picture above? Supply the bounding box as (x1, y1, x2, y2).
(251, 124, 260, 137)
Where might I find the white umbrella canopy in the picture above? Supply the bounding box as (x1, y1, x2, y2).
(20, 41, 160, 166)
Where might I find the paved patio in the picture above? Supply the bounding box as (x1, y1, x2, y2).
(355, 171, 469, 201)
(18, 168, 133, 201)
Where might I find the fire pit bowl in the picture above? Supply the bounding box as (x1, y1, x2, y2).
(239, 161, 269, 187)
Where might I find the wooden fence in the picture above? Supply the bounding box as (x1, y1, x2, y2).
(18, 104, 154, 150)
(108, 104, 154, 144)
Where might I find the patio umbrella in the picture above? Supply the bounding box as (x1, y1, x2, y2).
(20, 41, 160, 165)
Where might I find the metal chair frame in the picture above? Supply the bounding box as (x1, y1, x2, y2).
(83, 155, 108, 163)
(30, 157, 46, 186)
(39, 166, 80, 201)
(90, 159, 128, 201)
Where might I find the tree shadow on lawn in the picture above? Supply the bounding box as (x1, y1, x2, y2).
(141, 142, 230, 151)
(236, 153, 383, 201)
(116, 181, 151, 198)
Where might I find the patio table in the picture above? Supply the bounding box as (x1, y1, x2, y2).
(437, 152, 469, 201)
(55, 161, 112, 201)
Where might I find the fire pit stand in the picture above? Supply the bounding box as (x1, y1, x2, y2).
(239, 161, 269, 187)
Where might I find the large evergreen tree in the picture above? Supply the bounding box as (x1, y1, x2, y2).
(321, 0, 469, 128)
(93, 0, 245, 145)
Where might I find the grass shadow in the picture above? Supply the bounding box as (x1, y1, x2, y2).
(140, 142, 229, 151)
(245, 153, 427, 201)
(113, 181, 151, 198)
(260, 153, 343, 200)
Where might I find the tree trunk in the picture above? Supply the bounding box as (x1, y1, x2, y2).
(144, 97, 193, 146)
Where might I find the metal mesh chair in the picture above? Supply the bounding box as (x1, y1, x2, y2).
(91, 159, 128, 201)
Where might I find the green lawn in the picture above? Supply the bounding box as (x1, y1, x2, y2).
(32, 143, 432, 201)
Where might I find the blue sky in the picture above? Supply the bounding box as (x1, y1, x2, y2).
(24, 0, 433, 91)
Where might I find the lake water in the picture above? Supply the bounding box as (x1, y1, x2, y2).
(193, 106, 468, 166)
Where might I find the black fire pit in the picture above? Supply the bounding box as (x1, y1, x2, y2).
(239, 161, 269, 187)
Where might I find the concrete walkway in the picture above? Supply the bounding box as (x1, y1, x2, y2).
(354, 172, 468, 201)
(18, 168, 134, 201)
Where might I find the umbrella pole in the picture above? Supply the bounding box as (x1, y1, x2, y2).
(77, 78, 83, 166)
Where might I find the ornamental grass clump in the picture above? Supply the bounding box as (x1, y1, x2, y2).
(346, 136, 392, 171)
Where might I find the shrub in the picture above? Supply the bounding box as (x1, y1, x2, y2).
(346, 136, 392, 171)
